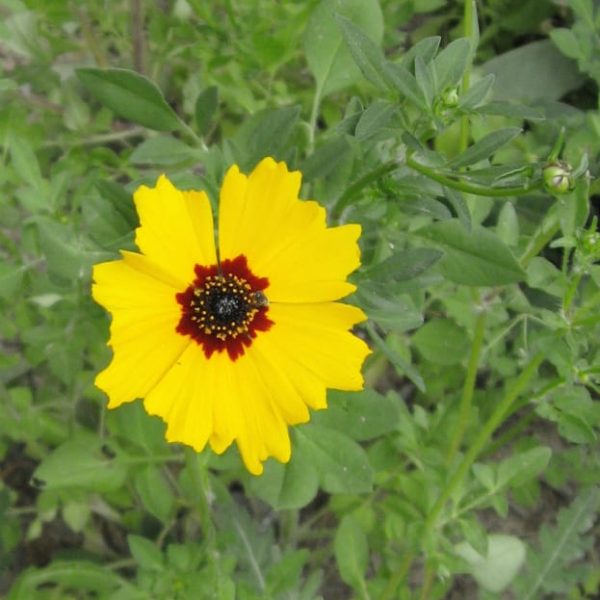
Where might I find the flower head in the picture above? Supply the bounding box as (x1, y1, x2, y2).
(92, 157, 370, 474)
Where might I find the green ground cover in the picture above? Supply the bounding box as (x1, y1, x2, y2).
(1, 0, 599, 598)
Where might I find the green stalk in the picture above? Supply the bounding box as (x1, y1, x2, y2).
(563, 271, 583, 313)
(446, 308, 487, 464)
(184, 448, 217, 551)
(406, 156, 542, 198)
(423, 352, 543, 532)
(519, 216, 561, 268)
(334, 160, 399, 216)
(382, 352, 544, 599)
(459, 0, 475, 153)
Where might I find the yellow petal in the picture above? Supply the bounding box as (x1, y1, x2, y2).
(144, 343, 213, 452)
(92, 256, 189, 408)
(134, 175, 216, 285)
(264, 302, 371, 394)
(212, 351, 292, 475)
(218, 158, 360, 302)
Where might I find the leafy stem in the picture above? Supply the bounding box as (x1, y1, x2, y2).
(459, 0, 476, 153)
(184, 448, 217, 557)
(446, 305, 487, 464)
(424, 351, 543, 532)
(406, 155, 543, 197)
(382, 352, 544, 599)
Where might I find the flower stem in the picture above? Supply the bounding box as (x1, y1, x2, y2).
(334, 160, 399, 216)
(446, 306, 487, 464)
(406, 156, 542, 198)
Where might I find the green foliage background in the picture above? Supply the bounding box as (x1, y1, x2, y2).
(1, 0, 600, 598)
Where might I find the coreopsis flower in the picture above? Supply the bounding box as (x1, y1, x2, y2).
(93, 157, 370, 474)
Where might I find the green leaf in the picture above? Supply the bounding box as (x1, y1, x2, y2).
(387, 63, 426, 106)
(248, 450, 319, 510)
(334, 515, 368, 589)
(106, 401, 168, 455)
(83, 193, 134, 250)
(456, 534, 526, 592)
(357, 289, 424, 332)
(477, 101, 545, 120)
(367, 248, 444, 285)
(34, 432, 128, 493)
(33, 217, 102, 281)
(355, 100, 397, 140)
(515, 487, 599, 599)
(0, 263, 24, 300)
(7, 561, 125, 599)
(446, 128, 522, 169)
(301, 136, 353, 181)
(481, 40, 584, 102)
(313, 389, 400, 441)
(337, 14, 393, 91)
(129, 135, 201, 166)
(459, 517, 489, 557)
(412, 318, 470, 365)
(62, 501, 90, 534)
(194, 85, 218, 135)
(128, 535, 164, 571)
(134, 466, 175, 522)
(558, 413, 597, 444)
(231, 105, 300, 169)
(303, 0, 383, 96)
(77, 68, 181, 131)
(550, 28, 582, 60)
(8, 132, 44, 194)
(401, 36, 441, 69)
(415, 55, 434, 107)
(266, 550, 309, 597)
(497, 446, 552, 488)
(371, 331, 426, 392)
(433, 38, 471, 91)
(295, 424, 373, 494)
(459, 74, 495, 109)
(95, 180, 138, 228)
(496, 201, 519, 246)
(418, 219, 526, 286)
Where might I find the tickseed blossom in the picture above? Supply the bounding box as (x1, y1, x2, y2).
(93, 157, 370, 474)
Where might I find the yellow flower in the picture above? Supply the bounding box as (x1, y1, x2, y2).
(92, 157, 370, 474)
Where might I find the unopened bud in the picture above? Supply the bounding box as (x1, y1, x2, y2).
(543, 161, 574, 194)
(442, 88, 459, 108)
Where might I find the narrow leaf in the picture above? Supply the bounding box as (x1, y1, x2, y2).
(418, 219, 526, 286)
(434, 38, 471, 91)
(195, 85, 218, 135)
(77, 68, 181, 131)
(335, 515, 368, 589)
(337, 14, 393, 91)
(295, 424, 373, 494)
(303, 0, 383, 96)
(459, 74, 495, 109)
(447, 128, 522, 169)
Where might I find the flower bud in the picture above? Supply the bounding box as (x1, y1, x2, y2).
(543, 161, 574, 194)
(442, 87, 459, 108)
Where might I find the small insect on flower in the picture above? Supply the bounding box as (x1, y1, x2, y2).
(92, 157, 370, 475)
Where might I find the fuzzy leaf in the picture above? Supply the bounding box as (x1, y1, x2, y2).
(418, 219, 526, 286)
(77, 68, 181, 131)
